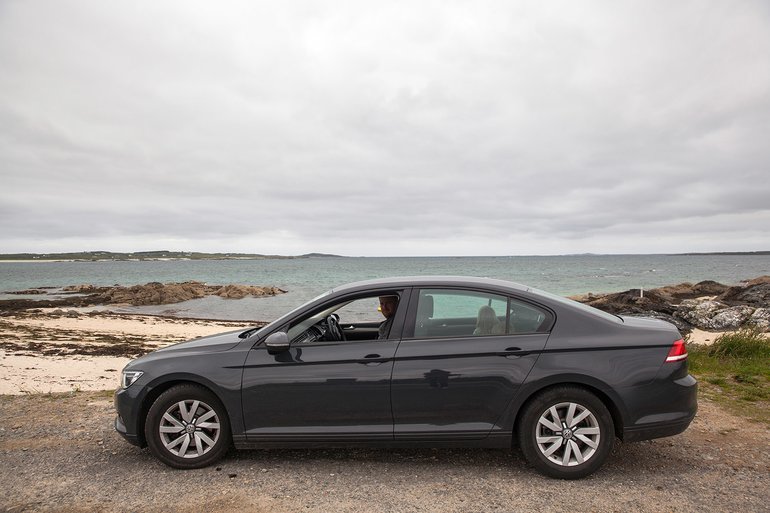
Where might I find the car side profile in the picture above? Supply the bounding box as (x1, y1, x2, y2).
(114, 276, 697, 479)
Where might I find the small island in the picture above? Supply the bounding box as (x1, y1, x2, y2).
(0, 250, 344, 261)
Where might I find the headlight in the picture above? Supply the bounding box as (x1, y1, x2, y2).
(121, 370, 144, 389)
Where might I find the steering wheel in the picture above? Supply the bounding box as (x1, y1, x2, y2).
(325, 314, 345, 341)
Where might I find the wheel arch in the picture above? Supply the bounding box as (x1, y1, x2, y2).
(135, 374, 233, 447)
(508, 376, 628, 442)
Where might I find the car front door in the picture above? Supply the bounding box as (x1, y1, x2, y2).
(390, 287, 552, 440)
(240, 290, 407, 442)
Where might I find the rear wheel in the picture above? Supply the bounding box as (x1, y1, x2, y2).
(145, 384, 231, 469)
(518, 386, 614, 479)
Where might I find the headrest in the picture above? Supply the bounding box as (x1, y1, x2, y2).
(417, 294, 433, 318)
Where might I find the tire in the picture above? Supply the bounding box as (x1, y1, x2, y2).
(145, 384, 231, 469)
(517, 386, 614, 479)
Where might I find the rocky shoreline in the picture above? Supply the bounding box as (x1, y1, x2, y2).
(572, 276, 770, 333)
(0, 281, 286, 312)
(3, 277, 769, 334)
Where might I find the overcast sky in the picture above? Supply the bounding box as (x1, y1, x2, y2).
(1, 1, 769, 256)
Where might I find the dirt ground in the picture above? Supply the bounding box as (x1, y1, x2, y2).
(1, 392, 768, 513)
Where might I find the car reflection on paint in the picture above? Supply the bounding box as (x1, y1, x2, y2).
(114, 276, 697, 479)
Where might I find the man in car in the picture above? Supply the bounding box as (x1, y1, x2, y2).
(377, 295, 399, 339)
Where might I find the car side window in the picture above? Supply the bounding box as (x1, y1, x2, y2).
(508, 298, 550, 333)
(414, 289, 508, 338)
(286, 293, 402, 344)
(333, 296, 385, 323)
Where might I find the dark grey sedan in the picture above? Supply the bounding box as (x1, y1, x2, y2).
(114, 276, 697, 479)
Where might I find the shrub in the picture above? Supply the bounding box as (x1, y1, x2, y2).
(706, 327, 770, 359)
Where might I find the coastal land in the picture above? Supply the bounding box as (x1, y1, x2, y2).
(0, 281, 280, 394)
(0, 250, 341, 261)
(1, 250, 767, 261)
(0, 276, 768, 394)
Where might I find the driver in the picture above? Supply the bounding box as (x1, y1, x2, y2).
(377, 295, 399, 339)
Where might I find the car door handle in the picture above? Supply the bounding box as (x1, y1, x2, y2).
(362, 353, 384, 366)
(501, 347, 525, 359)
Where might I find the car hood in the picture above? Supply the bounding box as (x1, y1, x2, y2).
(152, 329, 244, 354)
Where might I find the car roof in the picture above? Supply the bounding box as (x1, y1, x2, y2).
(330, 276, 532, 294)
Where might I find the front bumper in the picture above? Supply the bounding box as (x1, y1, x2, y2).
(114, 413, 144, 447)
(113, 386, 147, 448)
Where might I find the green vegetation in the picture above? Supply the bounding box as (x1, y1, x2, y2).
(688, 327, 770, 424)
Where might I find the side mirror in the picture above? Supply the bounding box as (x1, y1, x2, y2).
(265, 331, 290, 354)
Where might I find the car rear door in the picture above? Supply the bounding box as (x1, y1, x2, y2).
(390, 287, 551, 440)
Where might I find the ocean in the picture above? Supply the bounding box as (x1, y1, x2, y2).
(1, 254, 768, 322)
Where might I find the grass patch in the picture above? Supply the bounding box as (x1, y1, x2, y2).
(688, 328, 770, 425)
(703, 328, 770, 359)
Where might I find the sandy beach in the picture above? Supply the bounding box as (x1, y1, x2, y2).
(0, 307, 726, 395)
(0, 310, 254, 395)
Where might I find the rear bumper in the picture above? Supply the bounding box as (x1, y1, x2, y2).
(621, 374, 698, 442)
(622, 412, 696, 442)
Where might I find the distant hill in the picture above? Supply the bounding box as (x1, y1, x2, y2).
(0, 251, 343, 261)
(673, 251, 770, 256)
(299, 253, 344, 258)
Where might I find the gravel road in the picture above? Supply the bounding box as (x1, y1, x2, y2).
(1, 392, 768, 513)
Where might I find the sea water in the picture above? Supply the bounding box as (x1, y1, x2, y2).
(1, 254, 768, 321)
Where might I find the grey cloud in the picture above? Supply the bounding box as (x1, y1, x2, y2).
(1, 1, 769, 255)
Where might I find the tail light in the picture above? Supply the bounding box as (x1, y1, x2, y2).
(665, 338, 688, 362)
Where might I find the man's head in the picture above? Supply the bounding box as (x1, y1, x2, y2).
(378, 295, 399, 319)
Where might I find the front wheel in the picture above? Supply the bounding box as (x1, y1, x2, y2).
(517, 386, 614, 479)
(145, 384, 231, 469)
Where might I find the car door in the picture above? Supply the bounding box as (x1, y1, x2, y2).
(390, 287, 552, 440)
(240, 290, 408, 442)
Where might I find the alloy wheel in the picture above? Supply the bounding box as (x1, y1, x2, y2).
(535, 401, 601, 467)
(158, 399, 221, 459)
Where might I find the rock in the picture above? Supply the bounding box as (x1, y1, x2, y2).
(578, 289, 675, 316)
(675, 300, 756, 330)
(566, 276, 770, 332)
(86, 281, 287, 306)
(215, 284, 256, 299)
(742, 275, 770, 286)
(66, 310, 80, 317)
(5, 289, 48, 295)
(215, 284, 287, 299)
(654, 280, 730, 301)
(62, 284, 104, 293)
(674, 300, 725, 330)
(718, 283, 770, 305)
(97, 281, 209, 306)
(709, 306, 755, 330)
(748, 308, 770, 331)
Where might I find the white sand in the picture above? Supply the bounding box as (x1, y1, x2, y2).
(688, 328, 725, 346)
(0, 351, 131, 394)
(0, 312, 249, 395)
